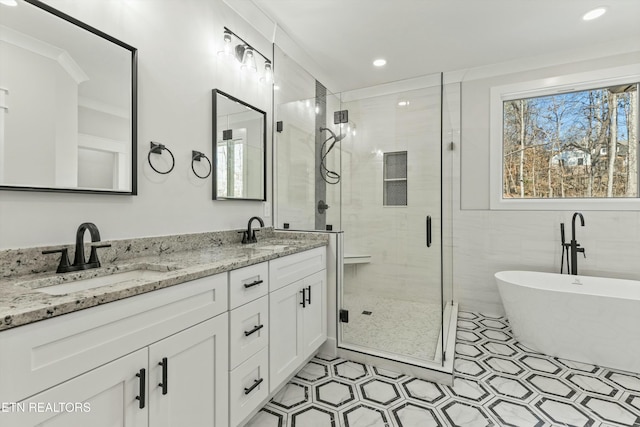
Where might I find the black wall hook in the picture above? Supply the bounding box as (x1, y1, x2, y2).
(191, 150, 212, 179)
(148, 141, 175, 174)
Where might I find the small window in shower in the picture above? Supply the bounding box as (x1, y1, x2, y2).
(383, 151, 407, 206)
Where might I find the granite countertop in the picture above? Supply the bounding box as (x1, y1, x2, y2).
(0, 232, 329, 331)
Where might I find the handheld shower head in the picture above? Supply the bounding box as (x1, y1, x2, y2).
(319, 127, 346, 154)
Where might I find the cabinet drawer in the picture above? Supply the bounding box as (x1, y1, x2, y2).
(229, 347, 269, 427)
(229, 296, 269, 369)
(229, 262, 269, 309)
(0, 273, 228, 403)
(269, 246, 326, 292)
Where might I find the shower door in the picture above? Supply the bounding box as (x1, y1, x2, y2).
(337, 84, 445, 366)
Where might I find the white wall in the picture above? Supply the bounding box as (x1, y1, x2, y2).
(451, 52, 640, 315)
(0, 0, 274, 249)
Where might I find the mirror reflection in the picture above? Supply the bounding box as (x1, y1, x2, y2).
(0, 0, 137, 194)
(213, 89, 266, 201)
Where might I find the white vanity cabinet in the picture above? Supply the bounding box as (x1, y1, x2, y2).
(227, 262, 270, 426)
(0, 244, 328, 427)
(269, 247, 327, 391)
(0, 273, 229, 427)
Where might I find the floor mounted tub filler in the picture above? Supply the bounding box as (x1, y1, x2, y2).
(495, 270, 640, 374)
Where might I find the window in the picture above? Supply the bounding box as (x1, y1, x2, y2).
(383, 151, 407, 206)
(490, 65, 640, 210)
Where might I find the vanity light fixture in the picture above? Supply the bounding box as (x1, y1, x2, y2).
(583, 6, 607, 20)
(0, 0, 18, 6)
(220, 27, 272, 83)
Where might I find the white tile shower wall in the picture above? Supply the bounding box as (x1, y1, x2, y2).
(341, 87, 443, 303)
(0, 0, 273, 249)
(450, 52, 640, 315)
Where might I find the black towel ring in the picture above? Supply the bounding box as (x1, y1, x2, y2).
(148, 141, 175, 175)
(191, 150, 212, 179)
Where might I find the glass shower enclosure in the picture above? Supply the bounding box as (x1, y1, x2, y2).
(274, 50, 453, 371)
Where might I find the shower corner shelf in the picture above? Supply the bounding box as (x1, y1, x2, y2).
(344, 254, 371, 265)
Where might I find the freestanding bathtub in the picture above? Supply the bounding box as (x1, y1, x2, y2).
(495, 271, 640, 374)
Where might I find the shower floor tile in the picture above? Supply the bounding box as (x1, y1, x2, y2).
(340, 293, 442, 361)
(246, 311, 640, 427)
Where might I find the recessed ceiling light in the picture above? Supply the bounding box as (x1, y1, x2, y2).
(0, 0, 18, 6)
(583, 7, 607, 21)
(373, 58, 387, 67)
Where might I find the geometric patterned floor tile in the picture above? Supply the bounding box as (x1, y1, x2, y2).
(372, 366, 405, 381)
(566, 373, 619, 397)
(455, 356, 488, 378)
(359, 378, 401, 406)
(334, 361, 369, 382)
(315, 379, 356, 408)
(391, 402, 443, 427)
(482, 356, 525, 376)
(627, 394, 640, 412)
(604, 371, 640, 393)
(295, 361, 329, 383)
(485, 375, 534, 401)
(479, 329, 512, 342)
(269, 382, 309, 410)
(342, 403, 389, 427)
(440, 401, 495, 426)
(402, 378, 447, 405)
(290, 405, 337, 427)
(518, 355, 563, 375)
(487, 398, 545, 427)
(535, 397, 596, 426)
(480, 341, 518, 357)
(248, 311, 640, 427)
(580, 395, 640, 426)
(244, 407, 286, 427)
(448, 377, 492, 403)
(525, 373, 577, 399)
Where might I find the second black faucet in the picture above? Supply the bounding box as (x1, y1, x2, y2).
(240, 216, 265, 244)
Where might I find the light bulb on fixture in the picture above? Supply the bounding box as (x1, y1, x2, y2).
(261, 61, 273, 83)
(240, 46, 257, 72)
(222, 30, 233, 56)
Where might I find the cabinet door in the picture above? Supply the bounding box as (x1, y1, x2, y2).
(269, 282, 304, 392)
(148, 314, 229, 427)
(302, 270, 327, 358)
(4, 349, 147, 427)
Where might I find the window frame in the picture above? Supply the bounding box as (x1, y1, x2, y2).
(489, 64, 640, 211)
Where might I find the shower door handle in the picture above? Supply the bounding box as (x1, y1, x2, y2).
(426, 216, 432, 247)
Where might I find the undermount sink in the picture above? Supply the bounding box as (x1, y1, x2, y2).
(20, 267, 170, 296)
(254, 244, 291, 251)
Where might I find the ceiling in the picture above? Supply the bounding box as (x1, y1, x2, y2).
(243, 0, 640, 92)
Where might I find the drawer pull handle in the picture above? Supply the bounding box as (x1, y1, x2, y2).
(244, 279, 264, 289)
(306, 285, 311, 305)
(244, 378, 263, 395)
(158, 357, 168, 395)
(300, 288, 306, 308)
(244, 324, 264, 336)
(135, 368, 146, 409)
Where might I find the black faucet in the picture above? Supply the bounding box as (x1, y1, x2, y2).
(240, 216, 265, 244)
(569, 212, 586, 275)
(42, 222, 111, 273)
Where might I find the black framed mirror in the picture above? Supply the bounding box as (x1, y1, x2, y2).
(212, 89, 266, 201)
(0, 0, 137, 195)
